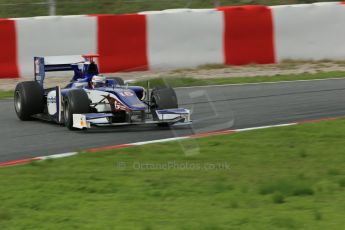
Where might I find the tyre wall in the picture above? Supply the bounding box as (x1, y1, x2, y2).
(0, 1, 344, 78)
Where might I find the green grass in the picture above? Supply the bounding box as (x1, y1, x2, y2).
(133, 71, 345, 88)
(0, 0, 337, 18)
(0, 90, 13, 99)
(1, 119, 345, 229)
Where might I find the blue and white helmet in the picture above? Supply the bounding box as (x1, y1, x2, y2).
(91, 75, 106, 88)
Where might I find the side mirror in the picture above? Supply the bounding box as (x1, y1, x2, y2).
(106, 79, 115, 87)
(124, 80, 135, 89)
(124, 79, 135, 84)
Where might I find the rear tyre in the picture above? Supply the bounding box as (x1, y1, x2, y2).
(14, 81, 44, 121)
(150, 87, 178, 126)
(63, 89, 90, 130)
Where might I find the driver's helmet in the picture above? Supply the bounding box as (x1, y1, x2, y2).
(91, 75, 106, 88)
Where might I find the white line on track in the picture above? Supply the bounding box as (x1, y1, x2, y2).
(235, 123, 297, 132)
(133, 136, 190, 145)
(39, 152, 78, 160)
(176, 77, 345, 89)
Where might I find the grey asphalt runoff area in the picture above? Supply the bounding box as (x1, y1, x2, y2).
(1, 78, 345, 162)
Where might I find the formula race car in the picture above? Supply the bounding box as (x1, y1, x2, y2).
(14, 54, 191, 130)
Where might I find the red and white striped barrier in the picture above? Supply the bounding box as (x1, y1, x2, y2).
(0, 1, 345, 78)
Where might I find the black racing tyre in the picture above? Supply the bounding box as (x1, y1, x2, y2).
(151, 87, 178, 110)
(63, 89, 90, 130)
(107, 77, 124, 86)
(151, 87, 178, 127)
(14, 81, 44, 121)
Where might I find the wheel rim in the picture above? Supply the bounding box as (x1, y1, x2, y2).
(14, 91, 21, 113)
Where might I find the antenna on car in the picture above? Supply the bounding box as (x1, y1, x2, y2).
(147, 80, 151, 110)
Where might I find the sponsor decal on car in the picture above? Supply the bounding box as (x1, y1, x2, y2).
(104, 95, 128, 111)
(114, 100, 127, 111)
(119, 91, 134, 97)
(35, 59, 40, 75)
(47, 96, 56, 104)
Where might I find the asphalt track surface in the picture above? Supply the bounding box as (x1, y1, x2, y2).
(1, 78, 345, 162)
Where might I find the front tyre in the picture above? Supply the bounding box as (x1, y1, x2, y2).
(63, 89, 90, 130)
(150, 87, 178, 127)
(14, 81, 44, 121)
(151, 87, 178, 110)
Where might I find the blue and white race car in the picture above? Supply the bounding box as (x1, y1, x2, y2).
(14, 54, 191, 130)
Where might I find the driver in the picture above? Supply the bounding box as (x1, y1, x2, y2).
(91, 75, 106, 88)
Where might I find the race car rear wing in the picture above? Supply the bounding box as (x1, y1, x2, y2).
(34, 55, 84, 85)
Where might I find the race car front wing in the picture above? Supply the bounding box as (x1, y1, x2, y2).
(72, 108, 191, 129)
